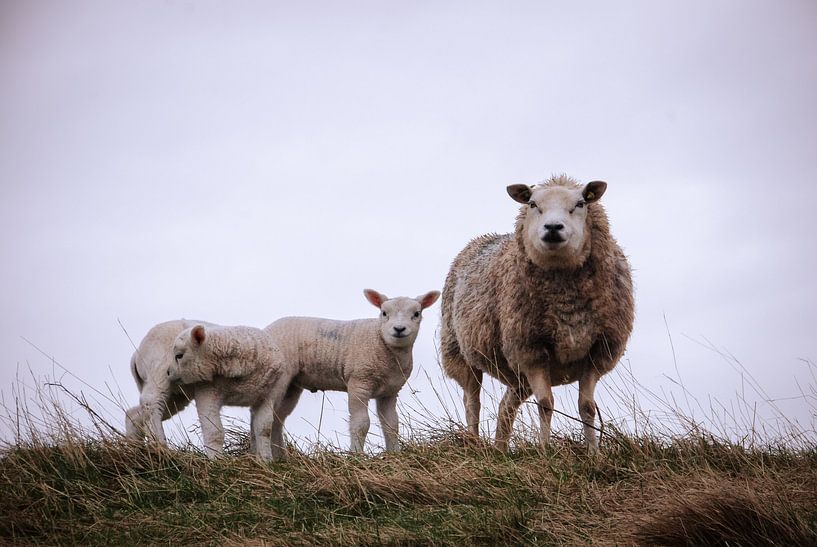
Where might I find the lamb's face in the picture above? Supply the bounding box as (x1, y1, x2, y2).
(508, 180, 607, 269)
(364, 289, 441, 350)
(167, 325, 212, 384)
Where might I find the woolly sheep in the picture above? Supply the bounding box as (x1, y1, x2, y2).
(167, 324, 297, 460)
(125, 319, 217, 445)
(440, 175, 634, 452)
(264, 289, 440, 454)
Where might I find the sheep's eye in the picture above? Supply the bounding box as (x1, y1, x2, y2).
(413, 311, 420, 319)
(575, 201, 585, 209)
(174, 353, 183, 362)
(381, 310, 387, 317)
(528, 201, 537, 209)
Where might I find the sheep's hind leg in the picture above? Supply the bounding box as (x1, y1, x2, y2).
(124, 405, 144, 439)
(578, 368, 601, 453)
(462, 367, 483, 438)
(376, 395, 400, 452)
(495, 381, 530, 451)
(270, 384, 303, 461)
(347, 383, 371, 453)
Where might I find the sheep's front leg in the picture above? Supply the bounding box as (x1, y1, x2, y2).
(347, 384, 371, 453)
(524, 367, 554, 447)
(194, 387, 224, 458)
(578, 368, 600, 453)
(495, 381, 530, 451)
(376, 395, 400, 452)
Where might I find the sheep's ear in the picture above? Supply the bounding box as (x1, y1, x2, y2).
(363, 289, 388, 308)
(416, 290, 440, 309)
(507, 184, 533, 204)
(191, 325, 206, 346)
(582, 181, 607, 203)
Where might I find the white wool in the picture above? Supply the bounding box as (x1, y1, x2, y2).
(124, 319, 216, 445)
(168, 324, 297, 461)
(264, 289, 440, 453)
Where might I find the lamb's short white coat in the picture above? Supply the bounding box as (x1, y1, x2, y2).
(264, 289, 440, 454)
(168, 324, 297, 460)
(125, 319, 216, 445)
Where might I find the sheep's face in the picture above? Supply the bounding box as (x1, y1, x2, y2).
(508, 180, 607, 269)
(167, 325, 212, 384)
(364, 289, 441, 349)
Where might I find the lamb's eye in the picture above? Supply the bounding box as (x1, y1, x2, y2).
(175, 353, 183, 362)
(413, 311, 420, 319)
(575, 201, 585, 209)
(381, 310, 387, 317)
(528, 201, 537, 209)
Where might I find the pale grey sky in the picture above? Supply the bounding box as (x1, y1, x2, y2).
(2, 1, 815, 448)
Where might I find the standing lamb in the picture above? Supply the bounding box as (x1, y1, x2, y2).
(125, 319, 217, 445)
(264, 289, 440, 454)
(167, 324, 297, 460)
(440, 175, 634, 452)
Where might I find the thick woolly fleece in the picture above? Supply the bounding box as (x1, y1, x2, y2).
(440, 175, 634, 451)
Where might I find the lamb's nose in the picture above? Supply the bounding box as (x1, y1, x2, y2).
(544, 223, 564, 232)
(393, 326, 406, 334)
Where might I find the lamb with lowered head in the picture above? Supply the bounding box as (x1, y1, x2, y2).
(168, 324, 297, 460)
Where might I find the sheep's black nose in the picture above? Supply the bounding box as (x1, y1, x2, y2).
(544, 223, 564, 232)
(393, 326, 406, 334)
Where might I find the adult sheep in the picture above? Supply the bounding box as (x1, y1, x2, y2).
(440, 175, 634, 452)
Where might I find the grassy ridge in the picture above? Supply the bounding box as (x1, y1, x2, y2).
(2, 427, 816, 545)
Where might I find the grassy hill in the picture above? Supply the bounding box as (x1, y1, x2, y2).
(2, 420, 816, 545)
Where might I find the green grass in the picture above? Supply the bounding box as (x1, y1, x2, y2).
(2, 424, 816, 545)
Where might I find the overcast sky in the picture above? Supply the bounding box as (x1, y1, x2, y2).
(2, 1, 815, 449)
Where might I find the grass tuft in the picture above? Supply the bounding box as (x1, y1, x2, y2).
(1, 365, 816, 544)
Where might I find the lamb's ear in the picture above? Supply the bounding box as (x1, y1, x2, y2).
(363, 289, 388, 308)
(507, 184, 533, 204)
(191, 325, 206, 346)
(582, 181, 607, 203)
(416, 290, 440, 309)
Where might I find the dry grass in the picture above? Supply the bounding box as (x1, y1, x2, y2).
(1, 359, 816, 545)
(1, 414, 816, 545)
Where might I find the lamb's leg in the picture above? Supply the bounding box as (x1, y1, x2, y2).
(347, 383, 371, 453)
(578, 368, 600, 453)
(525, 368, 555, 447)
(462, 367, 483, 437)
(251, 402, 275, 461)
(124, 405, 143, 439)
(376, 395, 400, 452)
(495, 382, 530, 451)
(139, 390, 168, 444)
(194, 387, 224, 458)
(249, 413, 256, 455)
(270, 384, 303, 461)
